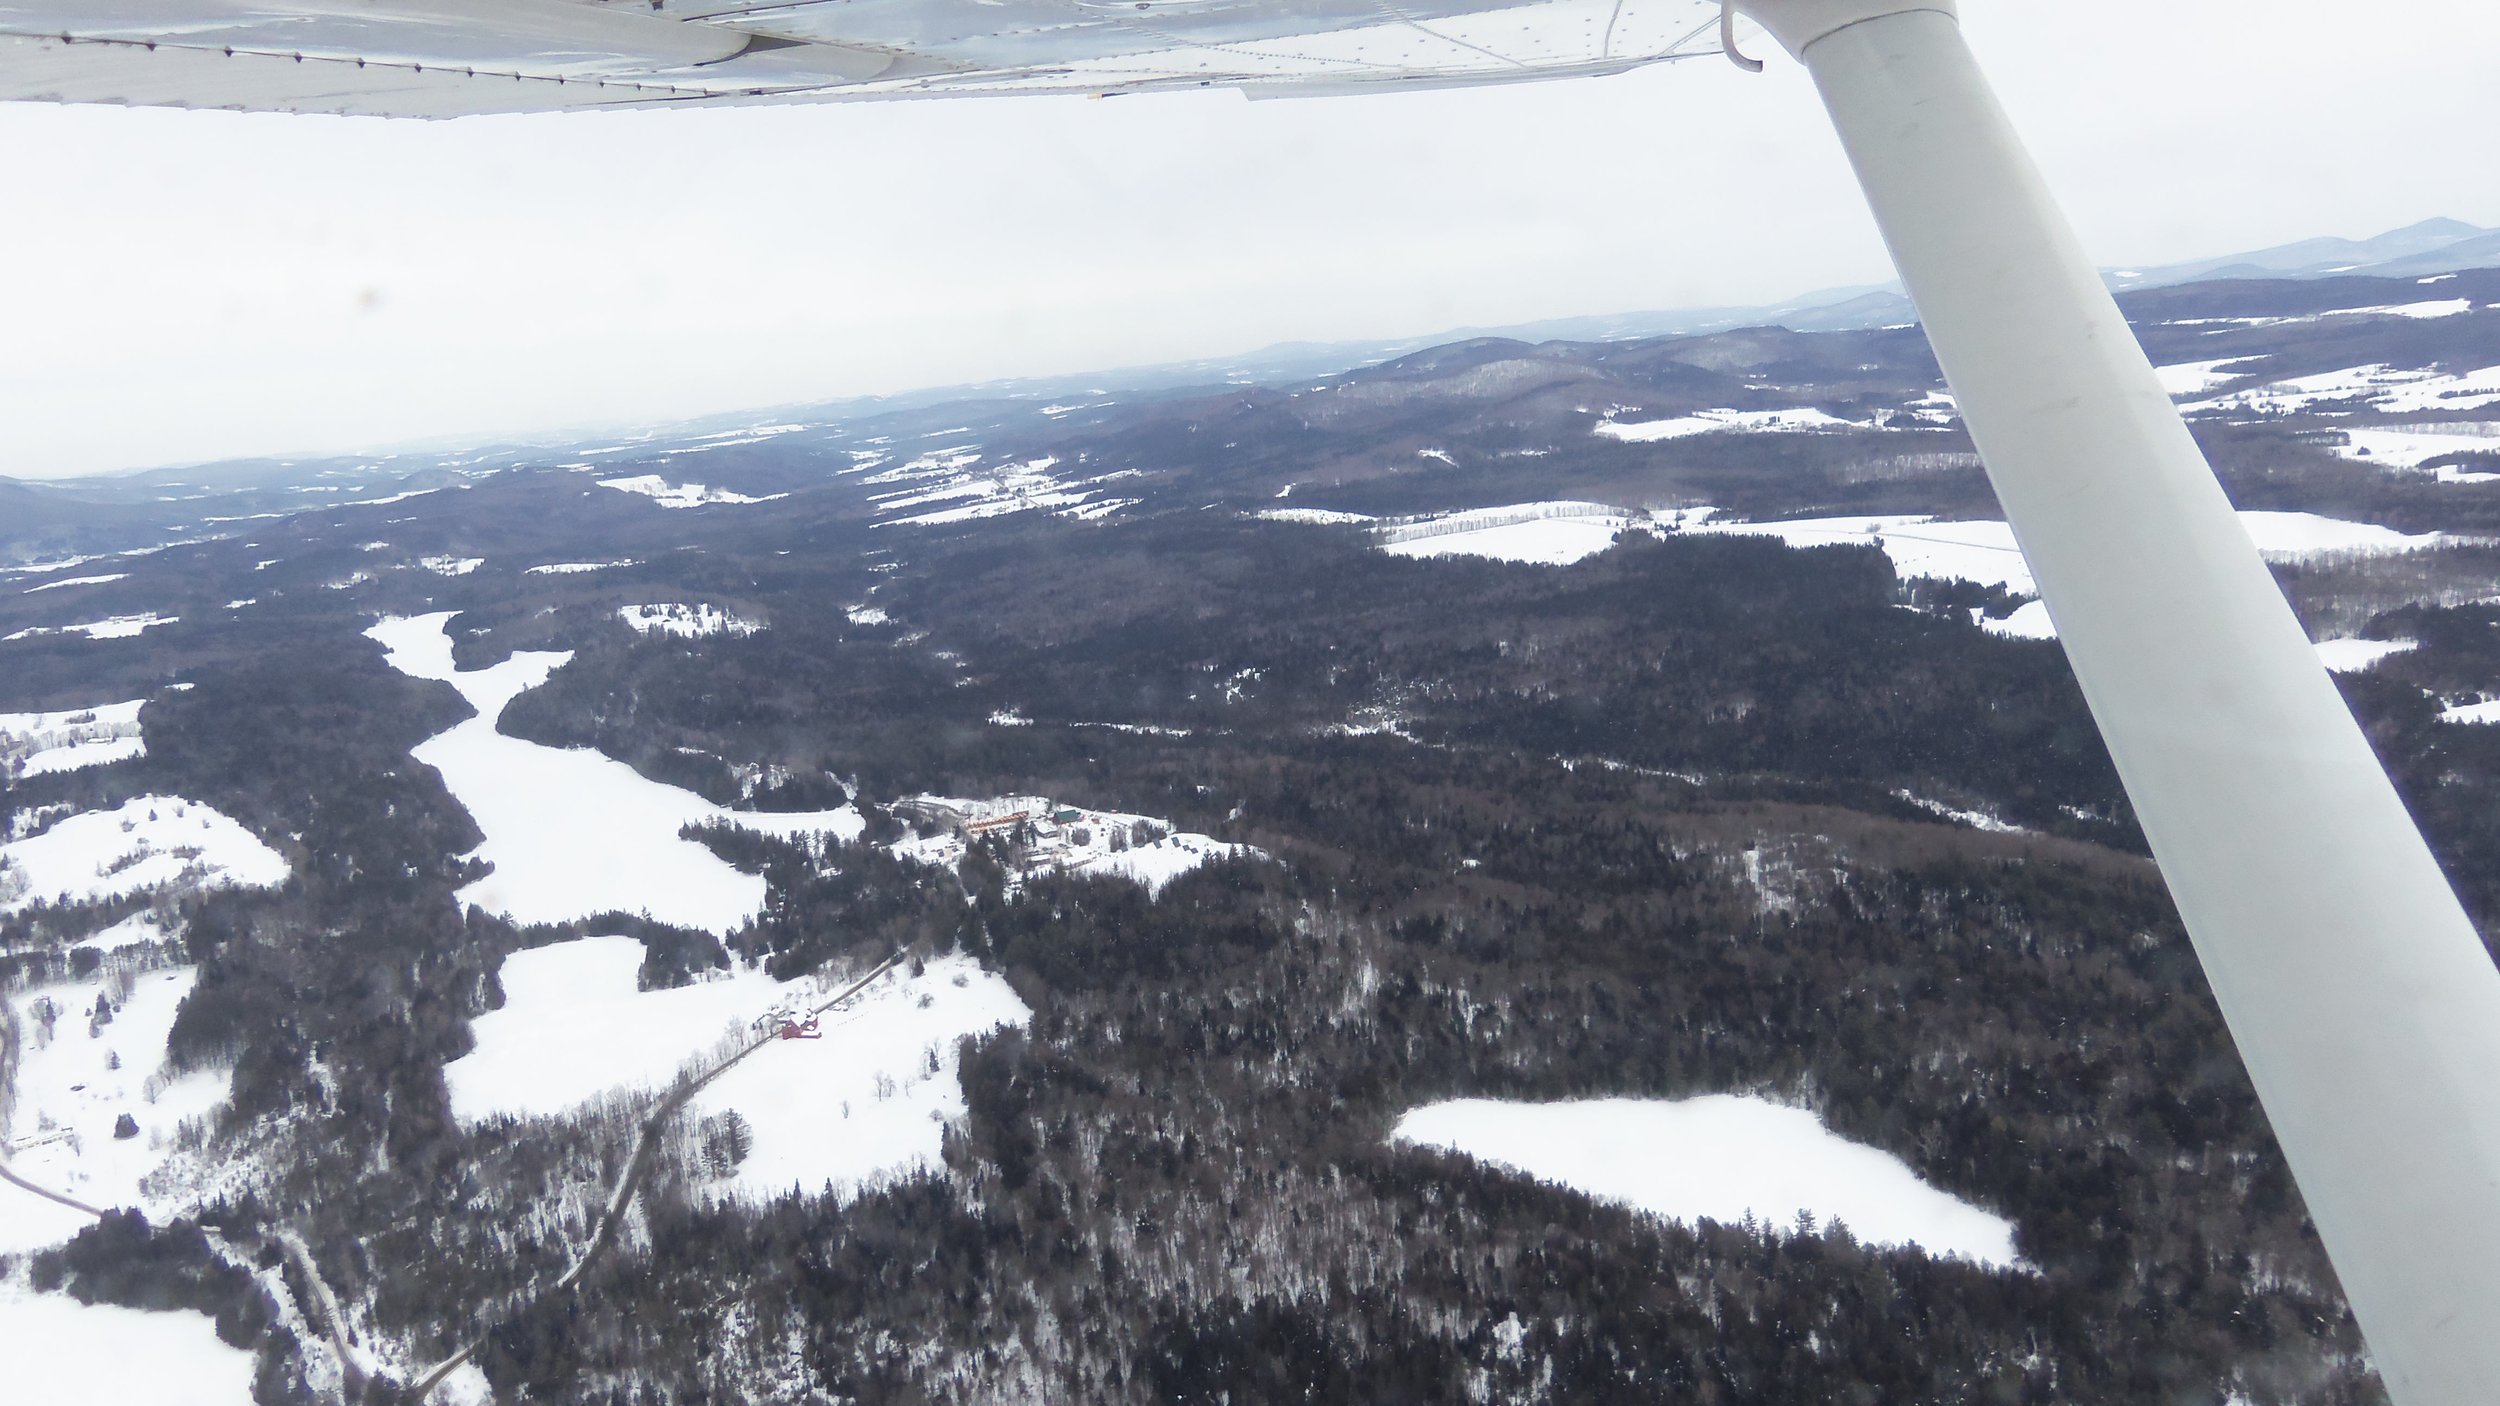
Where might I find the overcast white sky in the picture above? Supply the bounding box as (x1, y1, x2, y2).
(2, 0, 2494, 480)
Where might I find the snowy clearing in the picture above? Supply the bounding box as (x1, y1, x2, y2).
(2442, 700, 2500, 725)
(421, 555, 485, 577)
(4, 612, 177, 643)
(447, 939, 1030, 1208)
(2315, 638, 2419, 673)
(1394, 1096, 2020, 1270)
(1, 967, 232, 1251)
(526, 559, 636, 576)
(446, 935, 777, 1124)
(367, 614, 861, 933)
(687, 951, 1030, 1204)
(864, 452, 1141, 529)
(1595, 408, 1859, 442)
(1377, 502, 1644, 568)
(0, 699, 147, 778)
(21, 572, 129, 593)
(1255, 508, 1378, 527)
(596, 475, 784, 509)
(0, 1285, 257, 1404)
(2330, 426, 2500, 480)
(1978, 601, 2057, 640)
(2154, 360, 2252, 396)
(0, 797, 288, 915)
(2186, 363, 2500, 417)
(618, 603, 762, 639)
(1687, 514, 2038, 594)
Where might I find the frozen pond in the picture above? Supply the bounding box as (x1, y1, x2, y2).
(1394, 1095, 2022, 1270)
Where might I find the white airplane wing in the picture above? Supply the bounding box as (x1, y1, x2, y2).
(0, 0, 1725, 113)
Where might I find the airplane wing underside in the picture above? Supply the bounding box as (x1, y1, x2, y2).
(0, 0, 1726, 114)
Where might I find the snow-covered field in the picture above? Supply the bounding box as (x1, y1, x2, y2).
(20, 572, 129, 593)
(1595, 408, 1858, 442)
(0, 698, 146, 778)
(863, 450, 1143, 528)
(2443, 699, 2500, 725)
(2155, 359, 2252, 396)
(446, 937, 1029, 1204)
(367, 614, 861, 933)
(1256, 507, 1378, 527)
(2315, 637, 2419, 673)
(618, 603, 762, 639)
(0, 1284, 257, 1404)
(1393, 1096, 2021, 1270)
(3, 612, 177, 643)
(2186, 363, 2500, 417)
(0, 797, 289, 915)
(2331, 425, 2500, 481)
(1688, 514, 2039, 593)
(1376, 502, 1647, 568)
(526, 559, 636, 576)
(596, 474, 784, 509)
(687, 951, 1030, 1203)
(1, 967, 231, 1252)
(445, 935, 779, 1124)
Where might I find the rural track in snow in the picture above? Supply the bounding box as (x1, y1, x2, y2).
(404, 947, 911, 1402)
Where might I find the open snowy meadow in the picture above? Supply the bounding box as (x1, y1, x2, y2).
(1394, 1095, 2023, 1271)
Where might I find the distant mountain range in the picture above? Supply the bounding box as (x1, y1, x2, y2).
(7, 218, 2495, 495)
(1197, 218, 2500, 377)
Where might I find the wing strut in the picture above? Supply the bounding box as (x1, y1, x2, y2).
(1733, 3, 2500, 1399)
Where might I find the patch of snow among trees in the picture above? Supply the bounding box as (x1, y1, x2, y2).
(1376, 502, 1644, 567)
(2315, 637, 2419, 673)
(2442, 699, 2500, 725)
(1594, 408, 1858, 441)
(2184, 363, 2500, 417)
(617, 603, 762, 639)
(595, 475, 785, 509)
(1393, 1096, 2021, 1271)
(0, 699, 147, 780)
(2330, 425, 2500, 480)
(0, 797, 288, 915)
(1255, 508, 1377, 526)
(3, 612, 178, 642)
(1978, 600, 2057, 640)
(20, 572, 129, 593)
(1, 968, 231, 1251)
(0, 1283, 257, 1403)
(366, 614, 862, 933)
